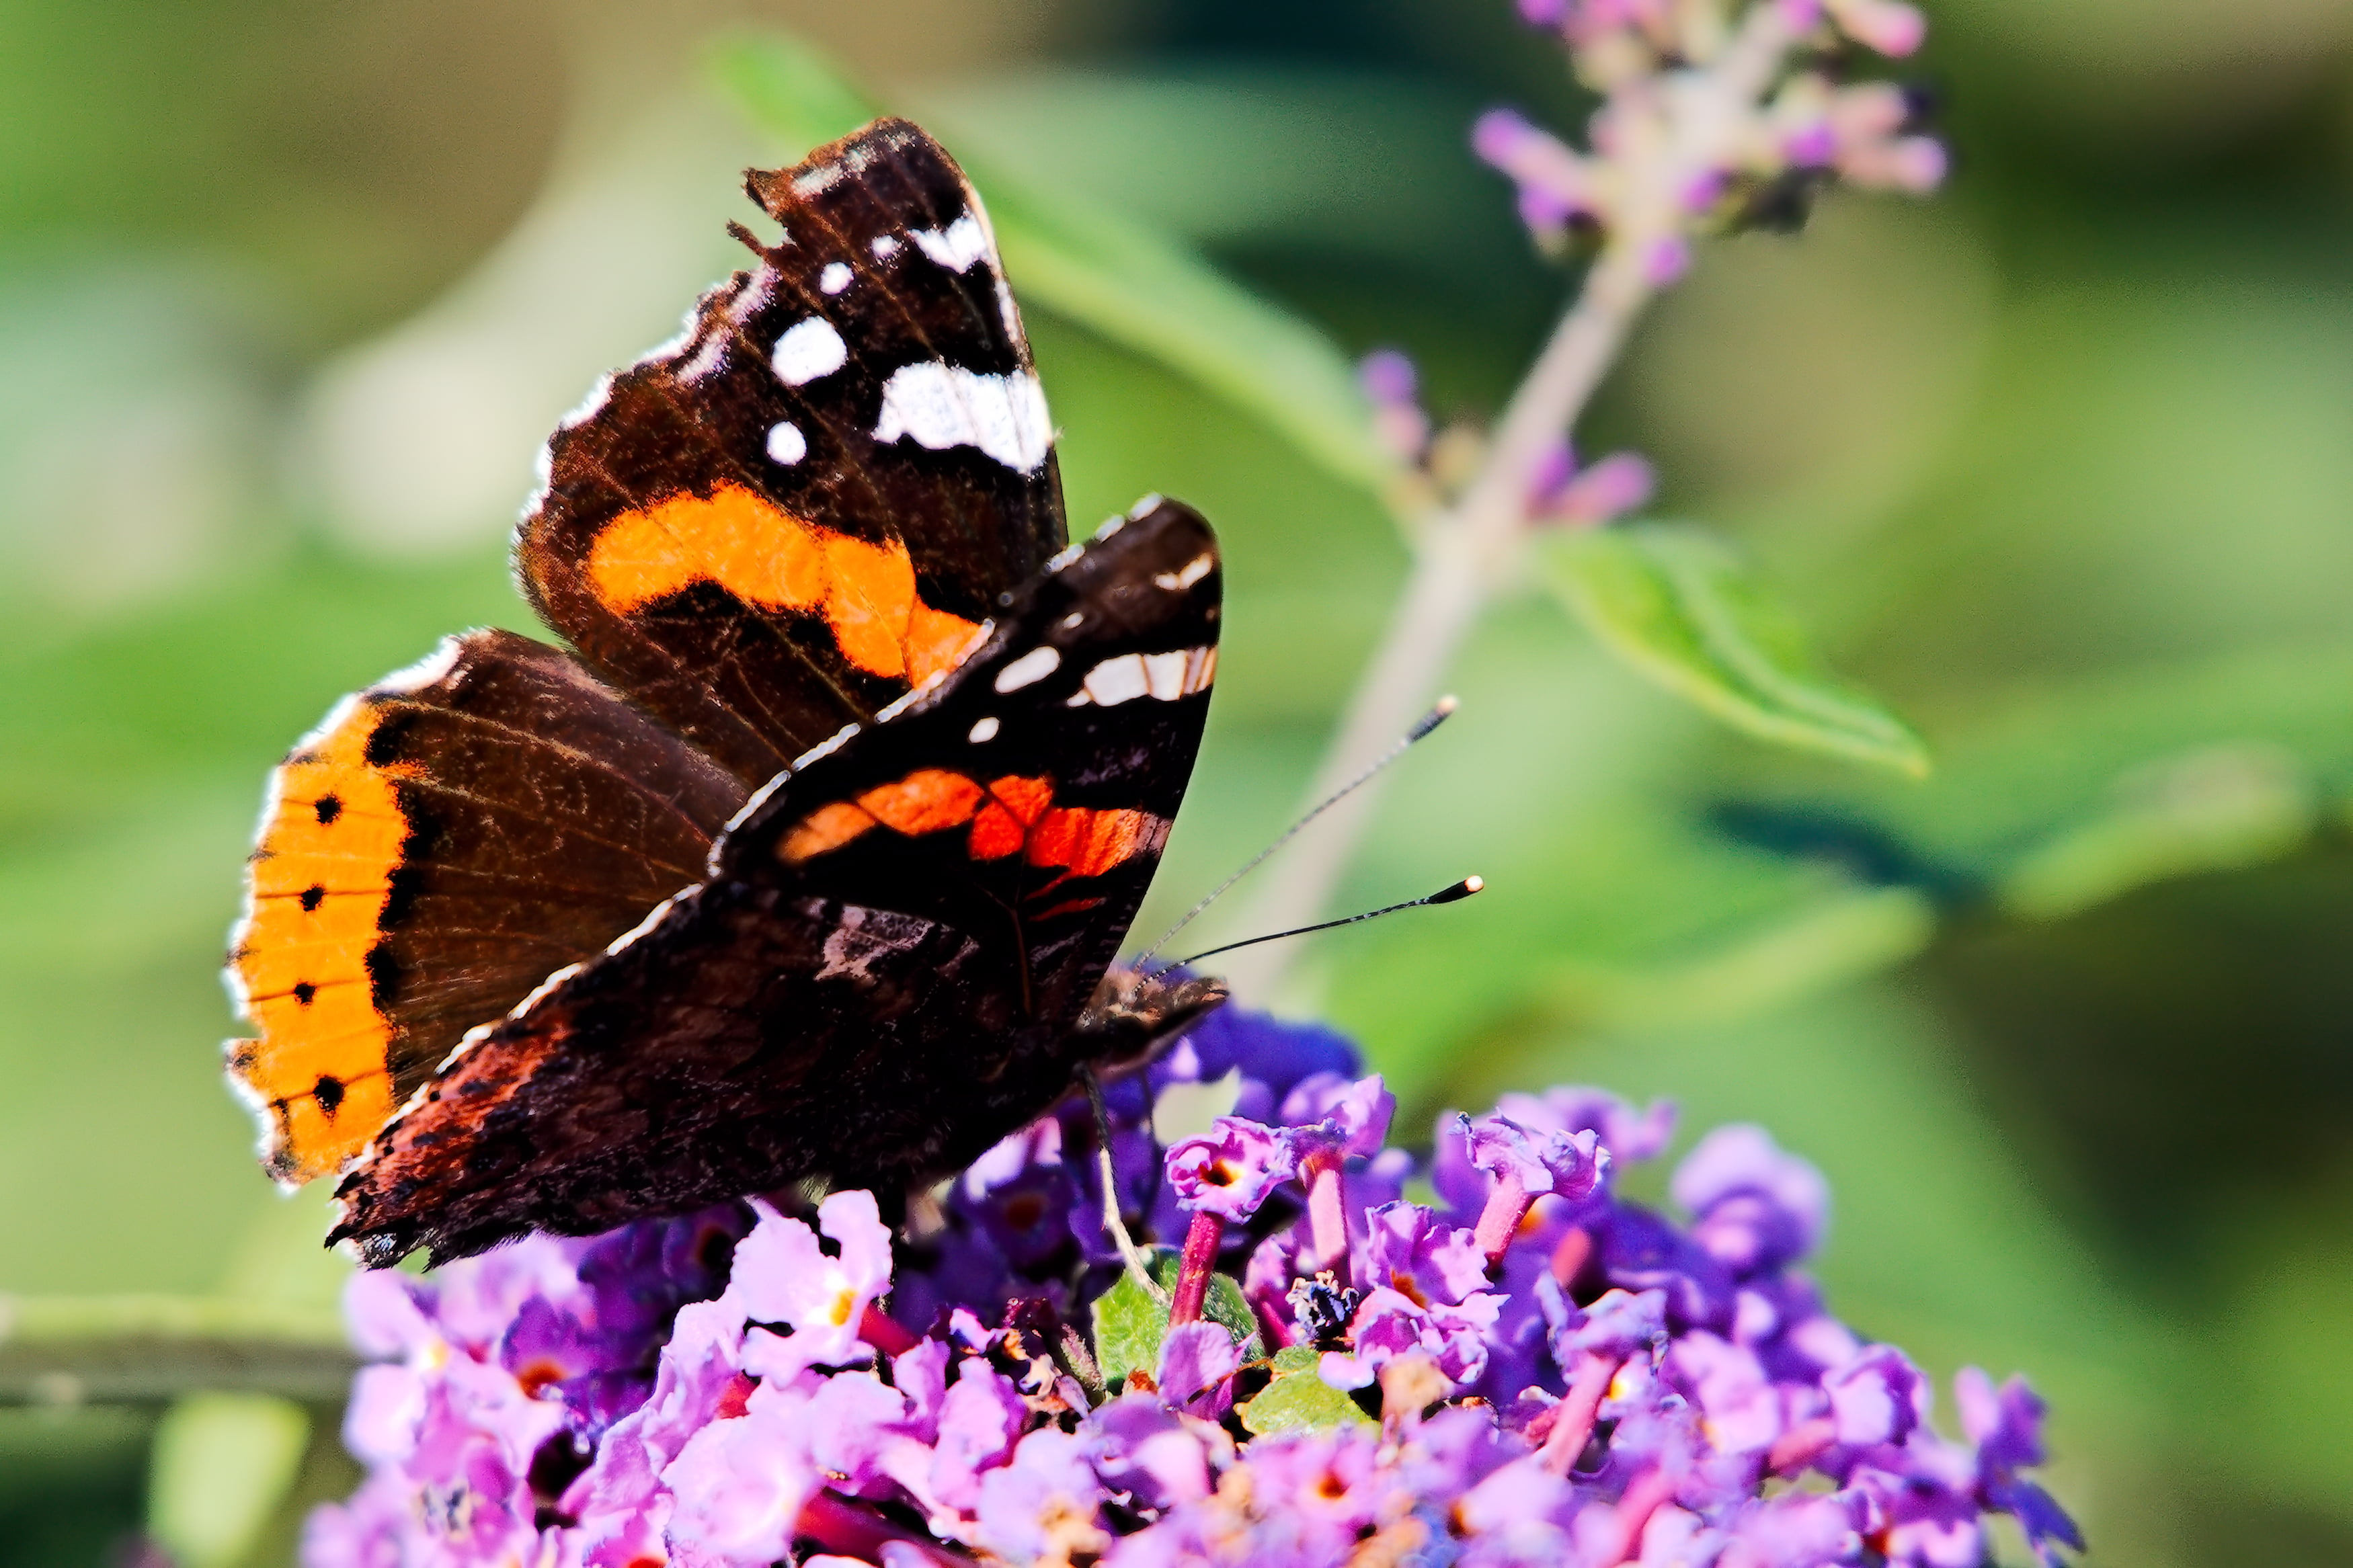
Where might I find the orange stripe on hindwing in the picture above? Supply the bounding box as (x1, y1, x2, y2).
(586, 483, 983, 684)
(225, 699, 415, 1184)
(776, 769, 1166, 885)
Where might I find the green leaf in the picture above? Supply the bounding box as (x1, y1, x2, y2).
(1088, 1249, 1263, 1392)
(147, 1393, 311, 1568)
(710, 32, 1398, 498)
(1538, 523, 1931, 777)
(1238, 1344, 1375, 1435)
(1997, 742, 2316, 920)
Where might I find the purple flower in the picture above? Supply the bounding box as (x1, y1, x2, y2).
(1827, 1344, 1925, 1449)
(1326, 1286, 1505, 1392)
(1463, 1114, 1609, 1264)
(1164, 1116, 1297, 1220)
(735, 1191, 893, 1380)
(1465, 1115, 1609, 1204)
(1667, 1331, 1784, 1456)
(1156, 1321, 1241, 1418)
(958, 1118, 1076, 1270)
(1279, 1071, 1394, 1157)
(1958, 1368, 2083, 1565)
(1672, 1125, 1830, 1276)
(661, 1378, 820, 1567)
(972, 1429, 1109, 1565)
(1082, 1396, 1227, 1512)
(1359, 1200, 1491, 1308)
(303, 999, 2074, 1568)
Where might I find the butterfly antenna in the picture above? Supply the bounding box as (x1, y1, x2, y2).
(1132, 694, 1459, 968)
(1150, 876, 1482, 979)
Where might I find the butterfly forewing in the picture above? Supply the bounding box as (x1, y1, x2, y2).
(517, 117, 1066, 786)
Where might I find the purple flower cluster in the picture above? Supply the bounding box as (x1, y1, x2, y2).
(307, 1007, 2079, 1568)
(1473, 0, 1945, 281)
(1361, 350, 1654, 526)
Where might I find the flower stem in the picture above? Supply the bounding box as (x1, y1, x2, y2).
(1597, 1464, 1678, 1567)
(1168, 1210, 1226, 1326)
(1300, 1150, 1351, 1284)
(1540, 1351, 1620, 1475)
(1765, 1414, 1837, 1473)
(1218, 1, 1798, 1001)
(859, 1303, 920, 1358)
(799, 1491, 971, 1567)
(1474, 1167, 1535, 1267)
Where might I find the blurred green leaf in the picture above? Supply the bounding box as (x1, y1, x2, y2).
(1539, 524, 1931, 777)
(0, 1294, 354, 1405)
(1544, 886, 1939, 1032)
(146, 1393, 309, 1568)
(1997, 743, 2316, 921)
(711, 32, 1398, 499)
(1238, 1344, 1373, 1435)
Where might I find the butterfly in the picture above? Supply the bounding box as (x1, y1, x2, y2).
(225, 119, 1226, 1268)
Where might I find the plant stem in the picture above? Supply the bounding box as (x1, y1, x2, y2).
(1218, 0, 1796, 1001)
(1220, 243, 1653, 999)
(0, 1293, 356, 1405)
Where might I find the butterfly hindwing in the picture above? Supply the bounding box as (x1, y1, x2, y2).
(329, 499, 1221, 1265)
(516, 117, 1066, 787)
(226, 630, 749, 1184)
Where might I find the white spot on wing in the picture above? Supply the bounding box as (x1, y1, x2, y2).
(1154, 553, 1215, 591)
(994, 645, 1061, 692)
(1064, 646, 1215, 706)
(873, 364, 1053, 472)
(772, 319, 848, 386)
(1080, 655, 1150, 707)
(910, 213, 990, 273)
(766, 421, 807, 465)
(820, 261, 853, 295)
(968, 716, 1000, 743)
(872, 234, 902, 260)
(1144, 649, 1192, 699)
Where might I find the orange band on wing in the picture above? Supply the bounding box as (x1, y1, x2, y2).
(227, 702, 417, 1184)
(586, 483, 983, 684)
(969, 775, 1053, 860)
(856, 769, 986, 836)
(1023, 807, 1166, 880)
(775, 768, 1164, 891)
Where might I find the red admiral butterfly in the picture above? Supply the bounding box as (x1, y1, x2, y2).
(225, 120, 1226, 1267)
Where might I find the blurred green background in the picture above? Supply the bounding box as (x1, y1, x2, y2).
(3, 0, 2352, 1563)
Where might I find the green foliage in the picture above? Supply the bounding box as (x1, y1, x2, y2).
(1238, 1344, 1375, 1436)
(147, 1393, 310, 1568)
(1538, 524, 1930, 778)
(1088, 1249, 1263, 1391)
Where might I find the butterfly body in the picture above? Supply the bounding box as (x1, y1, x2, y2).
(224, 121, 1224, 1266)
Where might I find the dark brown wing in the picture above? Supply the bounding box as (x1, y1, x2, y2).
(331, 497, 1222, 1266)
(226, 630, 749, 1184)
(516, 117, 1067, 787)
